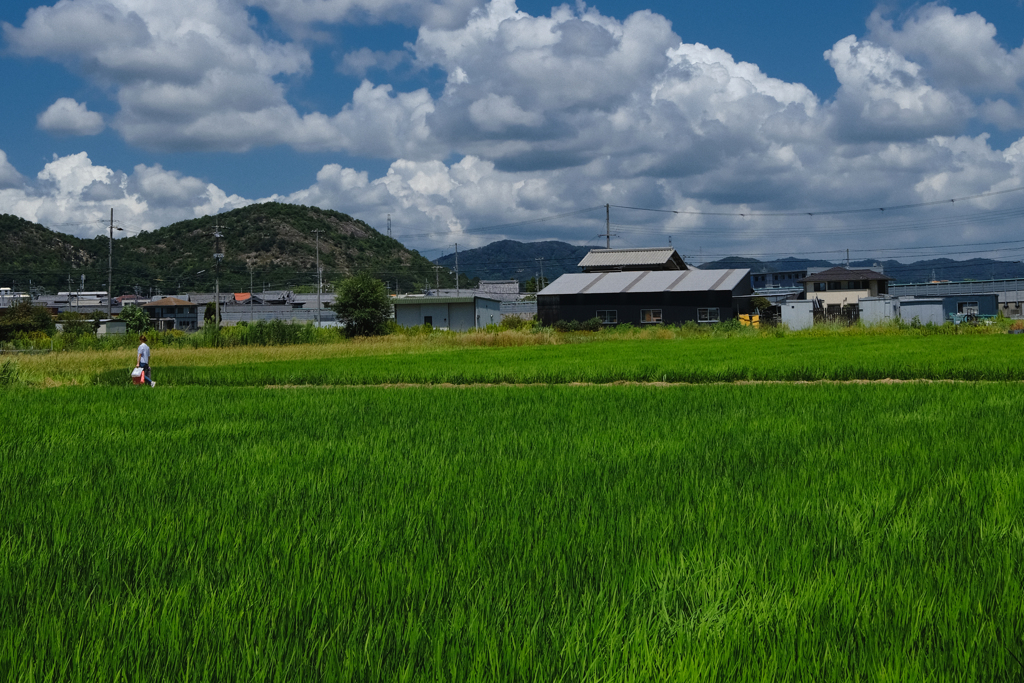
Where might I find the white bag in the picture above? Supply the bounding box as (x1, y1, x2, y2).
(131, 368, 144, 378)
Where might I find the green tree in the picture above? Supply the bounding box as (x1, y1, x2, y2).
(329, 273, 392, 337)
(0, 300, 55, 341)
(56, 311, 93, 336)
(119, 304, 151, 334)
(750, 297, 772, 313)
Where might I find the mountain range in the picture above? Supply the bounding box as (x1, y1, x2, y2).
(3, 207, 1021, 297)
(438, 242, 1024, 286)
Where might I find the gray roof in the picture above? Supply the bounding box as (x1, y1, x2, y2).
(798, 267, 893, 283)
(539, 269, 749, 296)
(577, 247, 687, 271)
(393, 296, 500, 305)
(427, 288, 522, 301)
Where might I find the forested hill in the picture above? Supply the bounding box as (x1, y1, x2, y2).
(434, 239, 592, 282)
(0, 203, 452, 295)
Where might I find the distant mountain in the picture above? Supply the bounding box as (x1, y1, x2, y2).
(434, 240, 592, 284)
(435, 241, 1023, 287)
(0, 203, 451, 295)
(699, 255, 1024, 284)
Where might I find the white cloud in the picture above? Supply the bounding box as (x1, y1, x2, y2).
(0, 150, 24, 189)
(865, 5, 1024, 97)
(37, 98, 105, 135)
(3, 1, 1024, 256)
(824, 35, 972, 142)
(338, 48, 409, 77)
(0, 151, 249, 237)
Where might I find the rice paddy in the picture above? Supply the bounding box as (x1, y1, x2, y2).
(3, 378, 1024, 681)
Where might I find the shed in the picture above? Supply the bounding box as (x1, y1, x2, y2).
(941, 293, 999, 319)
(781, 300, 814, 331)
(537, 268, 751, 326)
(97, 320, 127, 336)
(897, 298, 945, 326)
(858, 297, 898, 325)
(393, 296, 502, 331)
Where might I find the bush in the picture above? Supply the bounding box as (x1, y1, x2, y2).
(498, 316, 529, 331)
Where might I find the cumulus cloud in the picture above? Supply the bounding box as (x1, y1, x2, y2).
(0, 150, 24, 189)
(37, 97, 105, 135)
(0, 150, 249, 237)
(3, 1, 1024, 255)
(338, 48, 409, 77)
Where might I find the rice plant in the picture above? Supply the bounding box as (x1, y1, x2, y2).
(2, 383, 1023, 681)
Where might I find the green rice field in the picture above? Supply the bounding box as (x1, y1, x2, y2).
(80, 333, 1024, 386)
(3, 379, 1024, 681)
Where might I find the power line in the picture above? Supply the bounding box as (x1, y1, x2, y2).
(609, 185, 1024, 218)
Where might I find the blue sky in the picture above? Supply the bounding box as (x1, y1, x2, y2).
(2, 0, 1024, 264)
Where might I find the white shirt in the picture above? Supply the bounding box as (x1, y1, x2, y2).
(138, 342, 150, 365)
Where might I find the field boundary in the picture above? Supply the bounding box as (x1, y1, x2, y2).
(260, 378, 1014, 389)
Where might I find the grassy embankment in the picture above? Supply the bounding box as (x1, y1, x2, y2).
(2, 383, 1023, 681)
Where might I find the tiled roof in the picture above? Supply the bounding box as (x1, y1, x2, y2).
(142, 296, 195, 307)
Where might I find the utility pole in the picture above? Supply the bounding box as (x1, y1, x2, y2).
(433, 264, 441, 293)
(454, 243, 459, 297)
(247, 259, 254, 324)
(387, 214, 392, 238)
(107, 209, 113, 318)
(313, 229, 324, 328)
(606, 204, 610, 249)
(213, 222, 224, 330)
(536, 257, 545, 292)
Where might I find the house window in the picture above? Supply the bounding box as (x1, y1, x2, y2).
(423, 315, 432, 326)
(958, 301, 979, 315)
(698, 308, 720, 323)
(813, 282, 826, 292)
(827, 281, 841, 290)
(596, 310, 617, 324)
(641, 309, 662, 324)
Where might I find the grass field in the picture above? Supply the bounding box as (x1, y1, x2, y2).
(3, 382, 1024, 681)
(7, 331, 1024, 386)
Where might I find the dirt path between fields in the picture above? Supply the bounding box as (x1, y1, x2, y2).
(263, 378, 986, 389)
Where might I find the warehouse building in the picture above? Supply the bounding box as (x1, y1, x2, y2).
(393, 295, 502, 332)
(537, 268, 752, 326)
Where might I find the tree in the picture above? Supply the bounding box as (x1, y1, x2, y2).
(119, 304, 150, 334)
(0, 300, 55, 341)
(750, 297, 772, 313)
(329, 273, 392, 337)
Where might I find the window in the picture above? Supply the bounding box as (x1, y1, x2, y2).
(640, 309, 662, 324)
(813, 282, 826, 292)
(827, 281, 841, 290)
(697, 308, 720, 323)
(958, 302, 979, 315)
(596, 310, 617, 324)
(423, 315, 432, 326)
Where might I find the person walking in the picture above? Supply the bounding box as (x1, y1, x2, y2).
(136, 335, 156, 388)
